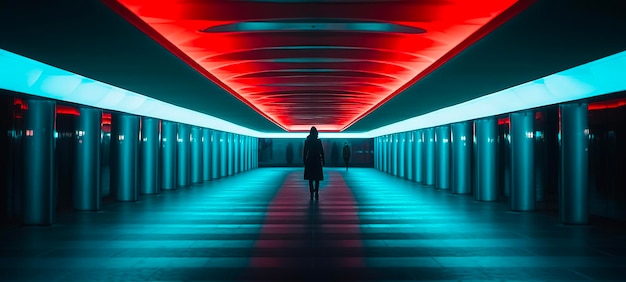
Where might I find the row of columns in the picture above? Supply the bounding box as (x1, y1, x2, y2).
(20, 98, 258, 225)
(375, 103, 589, 225)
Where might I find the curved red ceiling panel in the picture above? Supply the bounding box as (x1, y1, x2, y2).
(105, 0, 533, 132)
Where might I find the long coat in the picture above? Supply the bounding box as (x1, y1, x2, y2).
(303, 137, 325, 180)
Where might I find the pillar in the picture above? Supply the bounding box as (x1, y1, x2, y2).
(111, 113, 139, 202)
(422, 128, 435, 186)
(406, 132, 413, 180)
(240, 135, 245, 173)
(220, 132, 228, 178)
(560, 103, 589, 224)
(161, 121, 177, 190)
(388, 134, 393, 174)
(474, 117, 497, 201)
(374, 137, 378, 170)
(140, 117, 159, 195)
(202, 128, 212, 181)
(22, 99, 55, 225)
(177, 123, 191, 187)
(233, 134, 239, 174)
(435, 125, 451, 190)
(244, 136, 250, 171)
(510, 111, 535, 211)
(380, 135, 389, 173)
(212, 130, 221, 179)
(74, 107, 101, 210)
(398, 133, 405, 178)
(451, 122, 471, 194)
(252, 137, 259, 168)
(414, 130, 423, 183)
(190, 126, 203, 184)
(227, 133, 234, 176)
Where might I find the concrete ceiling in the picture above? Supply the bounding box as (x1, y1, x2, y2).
(1, 0, 625, 133)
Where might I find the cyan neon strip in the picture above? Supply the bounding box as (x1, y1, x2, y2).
(2, 48, 625, 139)
(0, 48, 261, 137)
(367, 49, 626, 138)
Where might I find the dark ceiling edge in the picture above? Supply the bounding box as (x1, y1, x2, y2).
(340, 0, 536, 132)
(101, 0, 287, 132)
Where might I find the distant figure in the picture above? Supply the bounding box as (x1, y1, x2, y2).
(303, 126, 325, 200)
(342, 142, 351, 171)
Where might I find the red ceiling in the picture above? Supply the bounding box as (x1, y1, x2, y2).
(105, 0, 532, 132)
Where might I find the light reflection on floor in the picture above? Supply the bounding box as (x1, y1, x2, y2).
(1, 167, 626, 281)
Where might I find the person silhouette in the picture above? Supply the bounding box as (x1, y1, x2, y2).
(342, 142, 351, 171)
(303, 126, 325, 200)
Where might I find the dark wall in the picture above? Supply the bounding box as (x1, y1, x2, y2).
(0, 90, 21, 223)
(259, 138, 374, 167)
(588, 98, 626, 220)
(55, 113, 75, 211)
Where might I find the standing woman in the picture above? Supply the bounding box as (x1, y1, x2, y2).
(303, 126, 325, 199)
(342, 142, 351, 171)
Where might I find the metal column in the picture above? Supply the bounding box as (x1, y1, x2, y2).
(111, 113, 139, 202)
(202, 128, 212, 181)
(240, 135, 245, 173)
(190, 126, 203, 184)
(252, 137, 259, 168)
(560, 103, 589, 224)
(22, 99, 55, 225)
(241, 135, 246, 172)
(74, 107, 101, 210)
(388, 136, 393, 173)
(177, 123, 191, 187)
(243, 136, 251, 171)
(451, 122, 471, 194)
(510, 111, 535, 211)
(422, 128, 435, 186)
(435, 125, 451, 190)
(231, 134, 240, 174)
(245, 136, 250, 171)
(227, 133, 234, 176)
(373, 137, 377, 170)
(381, 136, 385, 172)
(414, 130, 423, 183)
(406, 131, 413, 180)
(398, 133, 405, 178)
(220, 132, 228, 178)
(140, 117, 159, 195)
(161, 121, 177, 190)
(393, 134, 399, 176)
(211, 130, 221, 179)
(474, 118, 498, 201)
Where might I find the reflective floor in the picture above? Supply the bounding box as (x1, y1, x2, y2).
(2, 168, 626, 281)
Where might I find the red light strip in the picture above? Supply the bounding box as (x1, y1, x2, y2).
(588, 98, 626, 111)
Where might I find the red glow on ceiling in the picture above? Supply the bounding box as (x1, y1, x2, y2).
(105, 0, 532, 132)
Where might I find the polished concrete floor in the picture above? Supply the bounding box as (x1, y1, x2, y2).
(1, 167, 626, 281)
